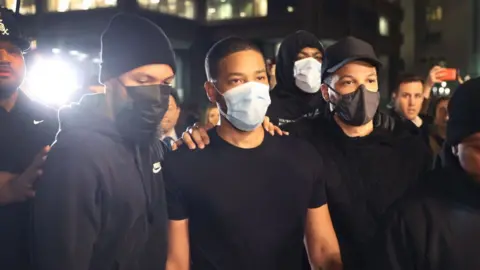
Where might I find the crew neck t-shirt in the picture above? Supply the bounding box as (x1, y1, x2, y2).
(0, 91, 57, 270)
(164, 129, 328, 270)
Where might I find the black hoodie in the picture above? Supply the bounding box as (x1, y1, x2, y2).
(33, 94, 169, 270)
(371, 148, 480, 270)
(267, 31, 326, 135)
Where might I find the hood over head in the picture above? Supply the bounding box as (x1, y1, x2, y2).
(275, 30, 324, 93)
(268, 31, 325, 122)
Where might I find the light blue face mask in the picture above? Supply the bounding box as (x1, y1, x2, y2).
(216, 81, 271, 131)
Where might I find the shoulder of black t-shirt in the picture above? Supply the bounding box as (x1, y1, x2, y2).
(15, 91, 59, 138)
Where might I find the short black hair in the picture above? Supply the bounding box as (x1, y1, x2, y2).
(394, 73, 424, 93)
(205, 36, 262, 81)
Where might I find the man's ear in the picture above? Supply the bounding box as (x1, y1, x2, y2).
(204, 81, 216, 103)
(321, 84, 330, 102)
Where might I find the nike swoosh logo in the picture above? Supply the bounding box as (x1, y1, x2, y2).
(33, 120, 44, 125)
(152, 162, 162, 174)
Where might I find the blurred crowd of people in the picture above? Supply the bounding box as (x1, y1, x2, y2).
(1, 6, 480, 270)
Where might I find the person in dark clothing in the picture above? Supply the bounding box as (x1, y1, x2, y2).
(33, 13, 174, 270)
(429, 96, 450, 158)
(390, 73, 433, 146)
(0, 8, 55, 270)
(305, 36, 431, 270)
(267, 30, 325, 135)
(165, 37, 342, 270)
(373, 77, 480, 270)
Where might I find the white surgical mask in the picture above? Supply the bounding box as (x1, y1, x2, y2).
(293, 57, 322, 93)
(217, 81, 271, 131)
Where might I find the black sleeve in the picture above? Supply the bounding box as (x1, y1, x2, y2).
(33, 141, 101, 270)
(308, 150, 328, 209)
(163, 153, 188, 220)
(370, 210, 418, 270)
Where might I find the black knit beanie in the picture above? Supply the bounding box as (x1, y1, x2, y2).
(446, 77, 480, 146)
(99, 13, 176, 84)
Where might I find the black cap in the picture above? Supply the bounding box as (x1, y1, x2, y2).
(0, 7, 30, 51)
(446, 77, 480, 146)
(100, 13, 176, 84)
(321, 36, 381, 81)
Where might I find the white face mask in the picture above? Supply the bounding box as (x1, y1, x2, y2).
(293, 57, 322, 93)
(217, 81, 271, 131)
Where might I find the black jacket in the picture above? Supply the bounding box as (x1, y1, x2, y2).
(388, 109, 433, 148)
(0, 90, 57, 270)
(267, 31, 326, 132)
(33, 94, 169, 270)
(305, 114, 431, 270)
(372, 162, 480, 270)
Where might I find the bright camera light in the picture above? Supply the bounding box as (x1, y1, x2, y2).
(445, 88, 451, 95)
(439, 87, 445, 94)
(26, 57, 80, 106)
(441, 81, 447, 87)
(432, 87, 438, 93)
(52, 48, 61, 54)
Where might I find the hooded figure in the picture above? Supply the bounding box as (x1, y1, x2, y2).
(372, 77, 480, 270)
(267, 31, 326, 133)
(33, 13, 174, 270)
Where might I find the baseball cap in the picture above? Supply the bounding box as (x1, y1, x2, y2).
(321, 36, 382, 81)
(0, 7, 30, 51)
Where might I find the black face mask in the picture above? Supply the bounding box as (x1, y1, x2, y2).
(116, 83, 172, 144)
(328, 84, 380, 126)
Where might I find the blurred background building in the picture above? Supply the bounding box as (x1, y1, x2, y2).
(10, 0, 403, 107)
(401, 0, 475, 97)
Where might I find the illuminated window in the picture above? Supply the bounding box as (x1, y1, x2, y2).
(378, 16, 389, 36)
(0, 0, 36, 14)
(138, 0, 196, 19)
(47, 0, 116, 12)
(206, 0, 268, 21)
(426, 6, 442, 21)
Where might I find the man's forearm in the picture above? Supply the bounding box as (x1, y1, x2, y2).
(310, 252, 343, 270)
(166, 259, 190, 270)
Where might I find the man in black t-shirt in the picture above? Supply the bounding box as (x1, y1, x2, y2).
(164, 37, 342, 270)
(183, 37, 431, 270)
(0, 8, 55, 270)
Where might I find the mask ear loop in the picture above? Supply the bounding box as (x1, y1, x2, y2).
(325, 83, 341, 110)
(209, 80, 229, 117)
